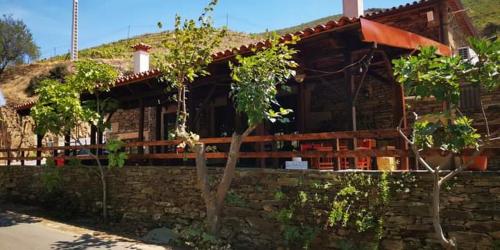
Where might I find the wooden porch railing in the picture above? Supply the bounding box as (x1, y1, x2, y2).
(0, 129, 411, 169)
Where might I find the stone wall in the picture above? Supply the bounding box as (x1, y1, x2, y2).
(0, 166, 499, 249)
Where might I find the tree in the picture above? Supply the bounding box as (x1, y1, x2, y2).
(32, 59, 125, 221)
(154, 0, 225, 145)
(0, 15, 39, 75)
(393, 38, 499, 249)
(156, 1, 298, 235)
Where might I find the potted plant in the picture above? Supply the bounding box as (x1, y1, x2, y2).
(413, 113, 481, 170)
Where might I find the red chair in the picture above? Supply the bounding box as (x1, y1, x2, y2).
(339, 139, 376, 170)
(315, 146, 334, 170)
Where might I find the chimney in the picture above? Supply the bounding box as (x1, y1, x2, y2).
(343, 0, 364, 18)
(132, 43, 152, 74)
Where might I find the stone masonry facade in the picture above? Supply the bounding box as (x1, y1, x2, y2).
(0, 166, 499, 249)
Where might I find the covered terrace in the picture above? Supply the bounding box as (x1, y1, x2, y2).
(4, 18, 453, 171)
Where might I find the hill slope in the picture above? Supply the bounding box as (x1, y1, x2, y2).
(0, 31, 261, 107)
(462, 0, 499, 36)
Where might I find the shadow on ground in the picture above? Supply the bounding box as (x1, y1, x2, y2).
(0, 210, 41, 227)
(51, 233, 118, 249)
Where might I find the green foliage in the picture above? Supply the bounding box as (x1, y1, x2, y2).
(393, 46, 464, 104)
(224, 190, 247, 207)
(462, 0, 499, 36)
(39, 159, 81, 219)
(154, 0, 226, 142)
(230, 34, 299, 127)
(393, 38, 499, 153)
(175, 225, 231, 250)
(105, 139, 127, 168)
(327, 173, 389, 235)
(0, 14, 40, 74)
(155, 0, 225, 88)
(69, 59, 119, 94)
(32, 78, 95, 135)
(466, 38, 500, 91)
(40, 158, 62, 193)
(413, 114, 480, 153)
(274, 174, 392, 249)
(26, 64, 69, 96)
(32, 60, 119, 136)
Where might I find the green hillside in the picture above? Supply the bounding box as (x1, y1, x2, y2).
(262, 1, 498, 37)
(47, 30, 261, 70)
(462, 0, 499, 36)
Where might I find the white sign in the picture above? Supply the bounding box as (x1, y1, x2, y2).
(285, 161, 308, 170)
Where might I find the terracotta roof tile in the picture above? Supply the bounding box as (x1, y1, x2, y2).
(14, 0, 471, 112)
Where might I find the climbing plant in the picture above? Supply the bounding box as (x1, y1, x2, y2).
(273, 173, 392, 249)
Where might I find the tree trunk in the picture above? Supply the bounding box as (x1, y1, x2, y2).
(432, 170, 456, 249)
(193, 126, 255, 236)
(98, 164, 108, 221)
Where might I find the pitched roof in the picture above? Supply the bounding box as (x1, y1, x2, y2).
(13, 0, 475, 112)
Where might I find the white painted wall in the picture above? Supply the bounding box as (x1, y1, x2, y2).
(343, 0, 364, 18)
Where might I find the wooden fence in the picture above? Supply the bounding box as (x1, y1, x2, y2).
(0, 129, 410, 169)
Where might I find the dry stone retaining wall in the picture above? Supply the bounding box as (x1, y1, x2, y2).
(0, 166, 499, 249)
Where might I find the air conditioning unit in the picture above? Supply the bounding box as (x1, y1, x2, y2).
(457, 47, 479, 64)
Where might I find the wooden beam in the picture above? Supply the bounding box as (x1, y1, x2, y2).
(155, 104, 162, 153)
(36, 134, 43, 166)
(138, 99, 145, 154)
(380, 50, 409, 170)
(64, 133, 71, 156)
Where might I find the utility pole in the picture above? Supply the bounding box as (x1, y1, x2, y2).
(127, 25, 131, 39)
(70, 0, 79, 61)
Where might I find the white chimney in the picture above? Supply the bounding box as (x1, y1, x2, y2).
(343, 0, 364, 18)
(132, 43, 152, 74)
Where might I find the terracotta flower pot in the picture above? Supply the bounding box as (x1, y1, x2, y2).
(462, 155, 488, 171)
(422, 149, 456, 170)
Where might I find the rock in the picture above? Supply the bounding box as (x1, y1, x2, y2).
(489, 231, 500, 240)
(387, 216, 414, 225)
(245, 216, 276, 234)
(142, 227, 177, 244)
(381, 239, 404, 250)
(465, 221, 500, 233)
(448, 231, 492, 249)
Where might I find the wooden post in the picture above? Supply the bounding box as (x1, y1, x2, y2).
(297, 84, 306, 133)
(138, 99, 145, 154)
(155, 104, 162, 154)
(36, 134, 43, 166)
(256, 124, 266, 168)
(19, 117, 25, 166)
(90, 125, 97, 156)
(344, 51, 357, 168)
(64, 133, 71, 156)
(394, 83, 409, 170)
(438, 0, 450, 46)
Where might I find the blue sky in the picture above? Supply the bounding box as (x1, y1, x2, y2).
(0, 0, 414, 59)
